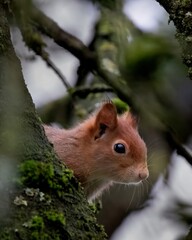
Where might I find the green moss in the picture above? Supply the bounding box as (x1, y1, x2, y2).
(112, 97, 129, 113)
(188, 67, 192, 78)
(29, 215, 48, 240)
(14, 159, 107, 239)
(44, 211, 65, 227)
(30, 215, 45, 230)
(0, 160, 106, 239)
(26, 212, 65, 240)
(18, 160, 76, 198)
(92, 0, 123, 10)
(89, 201, 103, 216)
(19, 160, 54, 187)
(179, 0, 191, 7)
(0, 230, 11, 240)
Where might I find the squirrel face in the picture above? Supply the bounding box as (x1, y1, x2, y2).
(88, 102, 148, 185)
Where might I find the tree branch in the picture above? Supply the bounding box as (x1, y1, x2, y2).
(30, 5, 96, 68)
(165, 130, 192, 166)
(70, 86, 113, 98)
(41, 52, 71, 89)
(155, 0, 192, 79)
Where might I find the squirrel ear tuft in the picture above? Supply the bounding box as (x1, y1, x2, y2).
(124, 111, 139, 129)
(95, 102, 117, 130)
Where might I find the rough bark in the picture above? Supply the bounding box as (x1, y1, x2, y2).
(155, 0, 192, 79)
(0, 2, 106, 239)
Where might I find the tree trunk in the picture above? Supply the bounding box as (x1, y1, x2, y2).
(155, 0, 192, 80)
(0, 2, 106, 239)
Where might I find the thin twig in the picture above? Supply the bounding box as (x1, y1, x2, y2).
(41, 52, 71, 89)
(70, 86, 113, 98)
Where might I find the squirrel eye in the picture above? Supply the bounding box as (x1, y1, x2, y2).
(114, 143, 126, 154)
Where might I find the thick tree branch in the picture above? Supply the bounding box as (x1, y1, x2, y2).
(30, 5, 96, 68)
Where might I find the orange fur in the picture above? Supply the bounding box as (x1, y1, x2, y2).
(44, 102, 148, 201)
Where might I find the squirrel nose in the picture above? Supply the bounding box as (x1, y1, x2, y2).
(139, 169, 149, 180)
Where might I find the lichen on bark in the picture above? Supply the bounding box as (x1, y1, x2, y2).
(156, 0, 192, 79)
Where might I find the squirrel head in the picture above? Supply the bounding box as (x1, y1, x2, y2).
(88, 102, 148, 184)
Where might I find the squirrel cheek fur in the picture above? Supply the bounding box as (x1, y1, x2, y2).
(44, 102, 149, 201)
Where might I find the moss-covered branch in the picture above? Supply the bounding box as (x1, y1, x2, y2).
(156, 0, 192, 79)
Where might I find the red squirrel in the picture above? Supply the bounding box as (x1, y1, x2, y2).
(44, 102, 149, 201)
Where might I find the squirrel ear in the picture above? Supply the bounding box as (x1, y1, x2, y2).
(95, 103, 117, 130)
(124, 111, 139, 129)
